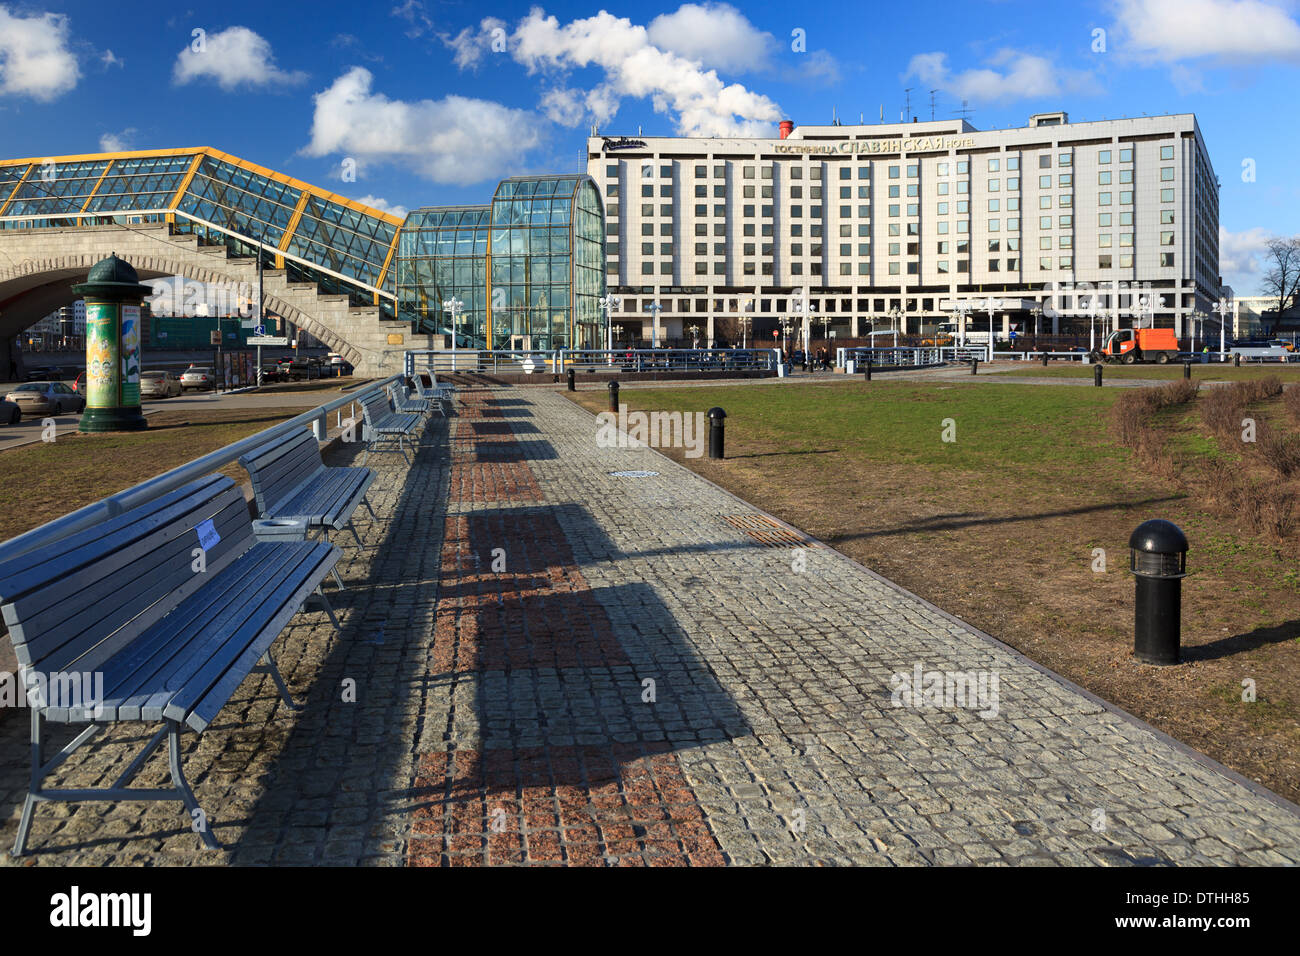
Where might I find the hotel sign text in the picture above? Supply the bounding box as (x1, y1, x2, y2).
(773, 137, 975, 155)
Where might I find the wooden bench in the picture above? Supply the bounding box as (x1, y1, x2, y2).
(358, 390, 420, 464)
(238, 428, 376, 563)
(387, 382, 432, 422)
(0, 474, 341, 856)
(411, 374, 453, 414)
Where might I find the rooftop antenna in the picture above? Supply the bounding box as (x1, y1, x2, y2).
(929, 89, 938, 122)
(953, 99, 975, 123)
(879, 103, 884, 123)
(903, 87, 913, 123)
(859, 112, 864, 124)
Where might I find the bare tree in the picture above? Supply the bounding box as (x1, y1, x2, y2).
(1262, 237, 1300, 315)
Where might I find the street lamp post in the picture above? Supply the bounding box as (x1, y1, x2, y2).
(1190, 309, 1206, 353)
(981, 296, 1000, 362)
(1031, 305, 1043, 342)
(600, 293, 620, 357)
(886, 306, 902, 350)
(443, 296, 464, 372)
(1213, 297, 1231, 358)
(647, 300, 663, 349)
(951, 302, 972, 350)
(690, 324, 700, 350)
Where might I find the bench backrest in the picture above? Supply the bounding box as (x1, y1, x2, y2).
(0, 474, 255, 677)
(359, 390, 393, 425)
(238, 429, 323, 515)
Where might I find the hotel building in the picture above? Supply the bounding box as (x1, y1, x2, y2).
(588, 111, 1222, 346)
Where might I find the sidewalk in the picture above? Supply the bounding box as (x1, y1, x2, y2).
(3, 386, 1298, 865)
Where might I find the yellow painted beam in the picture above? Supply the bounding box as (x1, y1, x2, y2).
(0, 163, 33, 216)
(169, 153, 204, 212)
(76, 160, 115, 225)
(374, 231, 399, 295)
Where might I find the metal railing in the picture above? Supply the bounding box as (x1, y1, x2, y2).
(0, 374, 404, 562)
(837, 346, 955, 368)
(405, 348, 783, 376)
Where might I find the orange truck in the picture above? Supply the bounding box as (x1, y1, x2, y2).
(1093, 328, 1181, 364)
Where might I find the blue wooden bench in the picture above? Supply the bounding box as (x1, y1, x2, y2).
(238, 428, 376, 563)
(0, 474, 341, 856)
(358, 390, 420, 464)
(387, 382, 432, 422)
(412, 373, 454, 413)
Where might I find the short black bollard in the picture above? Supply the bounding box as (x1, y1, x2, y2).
(1129, 519, 1188, 665)
(971, 357, 979, 375)
(1183, 361, 1191, 380)
(607, 380, 620, 413)
(566, 368, 576, 391)
(863, 357, 872, 382)
(1233, 352, 1241, 367)
(1094, 363, 1103, 387)
(1041, 352, 1049, 367)
(707, 406, 726, 459)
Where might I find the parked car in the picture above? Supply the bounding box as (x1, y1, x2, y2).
(5, 381, 85, 417)
(284, 358, 321, 381)
(139, 370, 182, 399)
(326, 354, 354, 376)
(180, 367, 215, 391)
(260, 363, 284, 383)
(0, 396, 20, 425)
(23, 365, 62, 382)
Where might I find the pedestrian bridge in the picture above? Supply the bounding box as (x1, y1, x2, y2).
(0, 147, 440, 377)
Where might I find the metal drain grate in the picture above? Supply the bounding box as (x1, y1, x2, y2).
(721, 514, 809, 548)
(608, 470, 659, 478)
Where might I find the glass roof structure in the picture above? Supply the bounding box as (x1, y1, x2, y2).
(0, 148, 403, 313)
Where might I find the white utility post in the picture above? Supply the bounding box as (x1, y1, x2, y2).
(443, 296, 464, 372)
(600, 293, 620, 355)
(887, 306, 902, 349)
(1213, 297, 1231, 357)
(647, 300, 663, 349)
(982, 296, 999, 362)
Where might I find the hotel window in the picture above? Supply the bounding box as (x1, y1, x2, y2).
(661, 204, 672, 215)
(1040, 216, 1052, 230)
(791, 186, 803, 198)
(1039, 155, 1051, 168)
(957, 200, 969, 213)
(840, 243, 851, 256)
(888, 242, 900, 255)
(761, 166, 773, 179)
(1098, 192, 1112, 206)
(743, 223, 755, 236)
(1059, 153, 1072, 166)
(714, 165, 725, 177)
(839, 263, 852, 275)
(937, 221, 949, 234)
(907, 184, 919, 197)
(840, 224, 852, 236)
(1119, 148, 1133, 162)
(858, 165, 870, 179)
(989, 158, 1000, 172)
(762, 241, 773, 253)
(1160, 253, 1175, 267)
(714, 204, 725, 217)
(839, 166, 851, 180)
(1120, 212, 1133, 225)
(694, 165, 706, 177)
(1119, 191, 1133, 205)
(713, 186, 725, 197)
(889, 262, 900, 274)
(1007, 198, 1020, 211)
(938, 182, 950, 195)
(762, 204, 773, 216)
(1098, 213, 1111, 226)
(743, 185, 755, 198)
(907, 222, 919, 235)
(957, 160, 969, 173)
(660, 165, 671, 176)
(1039, 256, 1052, 270)
(957, 240, 969, 254)
(762, 185, 773, 198)
(792, 242, 803, 255)
(938, 241, 950, 253)
(811, 242, 823, 256)
(1059, 215, 1072, 228)
(906, 204, 918, 216)
(906, 242, 918, 255)
(958, 260, 970, 273)
(1161, 167, 1175, 181)
(1099, 233, 1112, 247)
(1059, 255, 1073, 268)
(1161, 145, 1174, 160)
(694, 185, 706, 198)
(957, 181, 969, 194)
(858, 242, 870, 255)
(744, 243, 755, 255)
(791, 223, 803, 236)
(694, 262, 707, 275)
(839, 186, 850, 199)
(1006, 257, 1019, 270)
(714, 242, 725, 255)
(906, 262, 918, 274)
(957, 220, 969, 233)
(1119, 169, 1133, 184)
(889, 204, 900, 216)
(907, 164, 919, 177)
(743, 262, 756, 275)
(1099, 255, 1112, 268)
(1099, 171, 1111, 185)
(840, 205, 851, 217)
(988, 239, 1000, 252)
(812, 205, 823, 217)
(605, 164, 618, 177)
(791, 262, 803, 275)
(1120, 233, 1133, 247)
(1099, 150, 1111, 164)
(762, 261, 773, 274)
(693, 223, 706, 236)
(1008, 157, 1020, 171)
(889, 165, 900, 178)
(889, 223, 900, 235)
(641, 263, 653, 274)
(743, 166, 754, 179)
(1059, 173, 1072, 187)
(988, 179, 1001, 192)
(642, 242, 654, 255)
(1161, 188, 1174, 202)
(937, 260, 950, 273)
(989, 199, 1001, 212)
(811, 186, 822, 199)
(660, 223, 672, 235)
(858, 262, 869, 274)
(1007, 177, 1019, 190)
(1039, 175, 1051, 188)
(641, 185, 653, 197)
(858, 186, 870, 198)
(692, 204, 705, 216)
(1040, 196, 1052, 209)
(937, 202, 949, 215)
(988, 219, 1001, 232)
(811, 167, 822, 181)
(790, 166, 803, 180)
(714, 223, 725, 235)
(1007, 238, 1019, 251)
(659, 185, 672, 197)
(889, 185, 900, 198)
(1040, 237, 1052, 250)
(1059, 195, 1072, 207)
(743, 204, 754, 217)
(641, 223, 653, 235)
(1161, 210, 1174, 224)
(1160, 231, 1175, 245)
(1007, 217, 1018, 231)
(988, 259, 1000, 272)
(937, 162, 949, 176)
(1120, 254, 1133, 268)
(1059, 236, 1072, 249)
(858, 205, 869, 217)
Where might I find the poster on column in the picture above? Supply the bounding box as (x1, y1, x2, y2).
(120, 305, 141, 405)
(85, 302, 118, 409)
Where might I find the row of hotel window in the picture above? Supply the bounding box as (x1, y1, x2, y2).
(605, 147, 1176, 187)
(614, 253, 1176, 276)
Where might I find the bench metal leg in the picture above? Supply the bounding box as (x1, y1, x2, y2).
(168, 720, 220, 850)
(310, 585, 342, 631)
(346, 519, 363, 550)
(332, 565, 347, 590)
(255, 650, 300, 711)
(362, 494, 378, 522)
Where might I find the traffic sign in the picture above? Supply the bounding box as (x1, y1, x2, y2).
(254, 324, 266, 336)
(247, 336, 288, 346)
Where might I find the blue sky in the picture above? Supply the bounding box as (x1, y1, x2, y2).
(0, 0, 1297, 292)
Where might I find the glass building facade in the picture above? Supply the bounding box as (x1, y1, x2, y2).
(396, 174, 606, 350)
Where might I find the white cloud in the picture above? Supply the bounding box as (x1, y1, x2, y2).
(354, 195, 409, 219)
(468, 8, 782, 136)
(1113, 0, 1300, 63)
(391, 0, 434, 39)
(101, 49, 123, 69)
(539, 86, 587, 125)
(646, 3, 775, 73)
(99, 128, 136, 152)
(0, 7, 80, 101)
(443, 17, 508, 70)
(173, 26, 308, 90)
(906, 48, 1098, 104)
(302, 67, 541, 185)
(1219, 225, 1275, 294)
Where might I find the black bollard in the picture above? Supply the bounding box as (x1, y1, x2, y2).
(971, 357, 979, 375)
(1041, 352, 1049, 367)
(1183, 361, 1191, 380)
(864, 357, 872, 382)
(567, 368, 576, 391)
(1130, 520, 1188, 665)
(1094, 363, 1103, 387)
(1233, 352, 1241, 367)
(707, 406, 726, 459)
(608, 380, 620, 413)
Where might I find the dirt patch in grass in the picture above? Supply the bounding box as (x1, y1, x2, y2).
(0, 407, 303, 543)
(569, 380, 1300, 802)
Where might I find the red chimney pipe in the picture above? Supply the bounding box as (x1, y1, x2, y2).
(779, 120, 794, 139)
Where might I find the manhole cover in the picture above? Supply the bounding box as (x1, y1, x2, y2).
(608, 470, 659, 478)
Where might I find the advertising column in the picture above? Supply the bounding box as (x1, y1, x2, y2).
(74, 253, 150, 432)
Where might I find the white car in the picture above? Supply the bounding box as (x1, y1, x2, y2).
(140, 370, 182, 398)
(180, 367, 214, 391)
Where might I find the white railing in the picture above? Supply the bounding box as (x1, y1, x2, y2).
(405, 348, 782, 376)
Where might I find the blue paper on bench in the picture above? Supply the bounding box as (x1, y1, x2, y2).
(195, 519, 220, 551)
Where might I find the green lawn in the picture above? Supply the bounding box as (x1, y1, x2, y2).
(987, 361, 1300, 382)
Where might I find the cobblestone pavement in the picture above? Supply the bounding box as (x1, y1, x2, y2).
(2, 386, 1299, 866)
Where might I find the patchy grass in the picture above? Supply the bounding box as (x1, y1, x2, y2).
(990, 362, 1300, 382)
(569, 379, 1300, 802)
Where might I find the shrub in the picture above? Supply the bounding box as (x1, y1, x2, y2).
(1258, 430, 1300, 478)
(1284, 386, 1300, 425)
